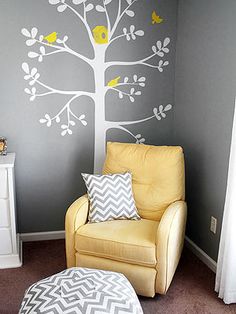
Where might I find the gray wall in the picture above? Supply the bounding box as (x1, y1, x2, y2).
(174, 0, 236, 261)
(0, 0, 178, 232)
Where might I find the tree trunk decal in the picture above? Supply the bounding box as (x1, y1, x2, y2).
(21, 0, 172, 173)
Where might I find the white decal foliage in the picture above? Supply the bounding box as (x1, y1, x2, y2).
(21, 0, 172, 172)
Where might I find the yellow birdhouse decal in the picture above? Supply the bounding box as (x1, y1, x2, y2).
(92, 26, 108, 44)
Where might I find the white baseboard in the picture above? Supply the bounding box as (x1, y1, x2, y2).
(20, 230, 65, 242)
(185, 236, 217, 273)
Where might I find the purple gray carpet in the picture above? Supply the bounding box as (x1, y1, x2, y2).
(0, 240, 235, 314)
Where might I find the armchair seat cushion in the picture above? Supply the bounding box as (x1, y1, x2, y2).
(75, 219, 159, 267)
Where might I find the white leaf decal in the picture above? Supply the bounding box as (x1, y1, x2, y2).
(39, 119, 47, 123)
(162, 47, 169, 53)
(130, 25, 135, 33)
(34, 73, 40, 80)
(26, 39, 36, 46)
(22, 63, 29, 74)
(126, 10, 135, 17)
(57, 4, 67, 12)
(47, 120, 52, 127)
(79, 114, 85, 120)
(156, 41, 162, 50)
(40, 46, 46, 54)
(28, 52, 38, 58)
(152, 46, 157, 53)
(72, 0, 84, 4)
(31, 27, 38, 39)
(161, 112, 166, 118)
(138, 77, 146, 82)
(21, 28, 31, 37)
(96, 5, 105, 12)
(31, 87, 36, 94)
(85, 3, 94, 12)
(24, 75, 31, 80)
(130, 96, 135, 102)
(31, 67, 37, 76)
(164, 104, 172, 111)
(24, 88, 31, 94)
(61, 130, 67, 136)
(81, 120, 87, 126)
(49, 0, 60, 4)
(135, 30, 144, 36)
(163, 37, 170, 47)
(157, 51, 164, 57)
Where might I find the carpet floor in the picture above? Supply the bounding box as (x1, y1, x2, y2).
(0, 240, 235, 314)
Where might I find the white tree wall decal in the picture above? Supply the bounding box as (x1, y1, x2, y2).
(21, 0, 172, 173)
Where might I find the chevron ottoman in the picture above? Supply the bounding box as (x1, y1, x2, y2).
(19, 267, 143, 314)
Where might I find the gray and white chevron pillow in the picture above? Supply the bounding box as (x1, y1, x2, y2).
(81, 172, 140, 223)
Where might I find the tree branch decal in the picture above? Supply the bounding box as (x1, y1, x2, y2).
(21, 0, 173, 172)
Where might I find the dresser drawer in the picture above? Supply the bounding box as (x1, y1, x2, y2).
(0, 228, 12, 254)
(0, 169, 8, 198)
(0, 199, 10, 227)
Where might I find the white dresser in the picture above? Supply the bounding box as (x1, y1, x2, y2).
(0, 153, 22, 268)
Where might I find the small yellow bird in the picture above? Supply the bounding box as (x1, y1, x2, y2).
(152, 11, 163, 24)
(44, 32, 58, 44)
(107, 76, 121, 87)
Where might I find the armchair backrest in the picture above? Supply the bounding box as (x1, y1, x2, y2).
(103, 142, 185, 221)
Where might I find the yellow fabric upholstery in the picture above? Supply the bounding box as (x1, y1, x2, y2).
(76, 254, 157, 297)
(75, 219, 159, 267)
(65, 142, 187, 297)
(103, 142, 185, 221)
(156, 201, 187, 294)
(65, 195, 89, 268)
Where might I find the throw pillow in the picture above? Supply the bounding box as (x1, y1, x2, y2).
(81, 172, 140, 223)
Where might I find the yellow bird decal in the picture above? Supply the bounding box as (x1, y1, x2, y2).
(152, 11, 163, 24)
(107, 76, 121, 87)
(44, 32, 58, 44)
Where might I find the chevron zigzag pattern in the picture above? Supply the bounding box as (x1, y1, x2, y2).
(82, 172, 140, 223)
(19, 267, 143, 314)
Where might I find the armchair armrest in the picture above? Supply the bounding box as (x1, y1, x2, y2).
(155, 201, 187, 294)
(65, 194, 89, 268)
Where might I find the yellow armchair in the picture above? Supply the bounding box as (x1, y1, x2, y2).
(65, 142, 187, 297)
